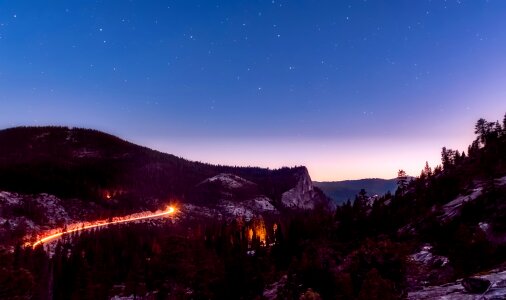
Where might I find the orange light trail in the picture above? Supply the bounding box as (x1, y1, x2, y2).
(30, 206, 176, 249)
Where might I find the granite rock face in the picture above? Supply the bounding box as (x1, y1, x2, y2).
(408, 268, 506, 300)
(281, 167, 326, 209)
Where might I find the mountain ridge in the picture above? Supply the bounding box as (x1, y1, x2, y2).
(0, 126, 330, 218)
(314, 178, 398, 204)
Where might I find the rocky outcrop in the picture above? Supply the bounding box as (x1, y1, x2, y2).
(193, 174, 279, 219)
(408, 267, 506, 300)
(439, 176, 506, 223)
(194, 169, 330, 218)
(281, 167, 327, 209)
(198, 173, 257, 190)
(406, 244, 454, 291)
(439, 187, 483, 222)
(263, 275, 287, 300)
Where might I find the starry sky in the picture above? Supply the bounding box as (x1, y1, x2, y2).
(1, 1, 506, 181)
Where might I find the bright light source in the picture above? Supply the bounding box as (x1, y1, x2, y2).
(30, 205, 178, 249)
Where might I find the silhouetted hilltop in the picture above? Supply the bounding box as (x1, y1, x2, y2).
(0, 126, 326, 211)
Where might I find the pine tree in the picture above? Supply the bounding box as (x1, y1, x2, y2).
(396, 170, 408, 195)
(468, 140, 480, 157)
(503, 113, 506, 133)
(423, 161, 432, 177)
(475, 118, 488, 145)
(358, 188, 367, 200)
(494, 121, 502, 138)
(454, 150, 461, 165)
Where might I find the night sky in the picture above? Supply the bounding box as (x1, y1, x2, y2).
(1, 1, 505, 180)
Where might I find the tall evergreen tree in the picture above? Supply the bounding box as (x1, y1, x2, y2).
(396, 170, 408, 195)
(423, 161, 432, 177)
(503, 113, 506, 133)
(475, 118, 488, 145)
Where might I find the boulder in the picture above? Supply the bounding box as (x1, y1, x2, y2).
(461, 277, 491, 294)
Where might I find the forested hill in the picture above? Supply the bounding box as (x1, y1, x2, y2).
(328, 113, 506, 298)
(0, 126, 312, 207)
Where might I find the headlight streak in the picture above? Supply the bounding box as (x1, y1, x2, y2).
(30, 206, 176, 249)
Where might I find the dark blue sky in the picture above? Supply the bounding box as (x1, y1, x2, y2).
(1, 1, 505, 180)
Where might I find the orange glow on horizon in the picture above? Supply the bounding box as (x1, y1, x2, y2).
(29, 206, 177, 249)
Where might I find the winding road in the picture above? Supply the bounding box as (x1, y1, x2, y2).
(30, 206, 176, 249)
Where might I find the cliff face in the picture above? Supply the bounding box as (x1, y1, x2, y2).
(281, 167, 329, 209)
(188, 169, 331, 220)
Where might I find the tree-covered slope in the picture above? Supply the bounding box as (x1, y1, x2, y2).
(0, 126, 310, 207)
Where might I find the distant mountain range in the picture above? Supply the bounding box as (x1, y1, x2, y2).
(314, 178, 398, 204)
